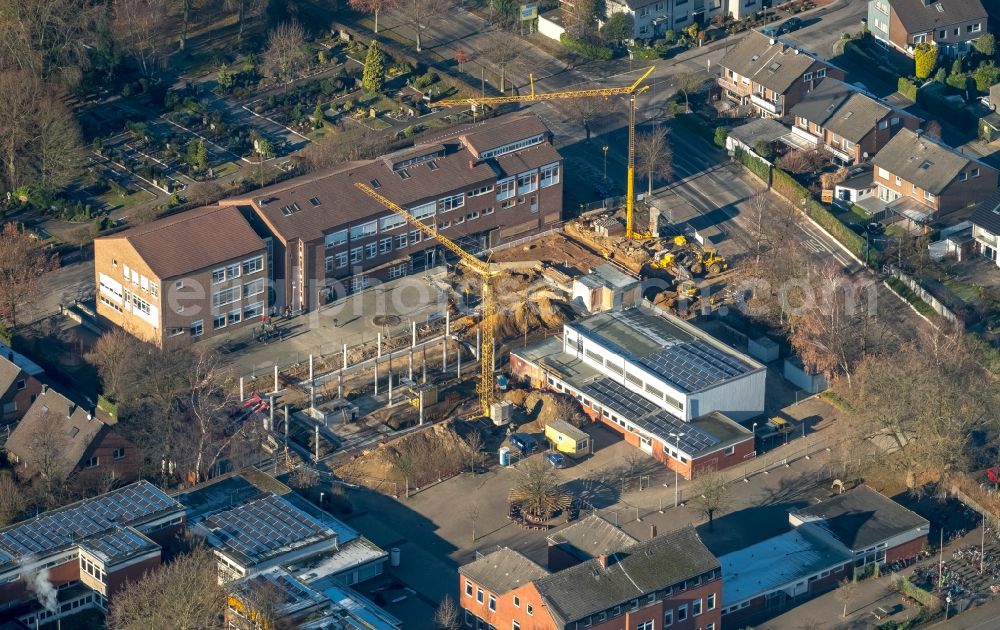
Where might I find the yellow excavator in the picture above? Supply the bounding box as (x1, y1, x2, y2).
(689, 249, 729, 276)
(652, 235, 728, 277)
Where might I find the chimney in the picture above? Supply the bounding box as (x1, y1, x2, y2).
(468, 160, 475, 170)
(68, 403, 76, 417)
(598, 554, 608, 569)
(649, 524, 658, 540)
(6, 351, 12, 361)
(41, 384, 48, 394)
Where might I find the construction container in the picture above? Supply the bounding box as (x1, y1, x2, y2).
(410, 384, 439, 408)
(499, 447, 511, 467)
(544, 420, 591, 458)
(491, 400, 513, 426)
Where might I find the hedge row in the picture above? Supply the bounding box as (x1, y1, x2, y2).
(771, 168, 867, 258)
(900, 576, 941, 610)
(734, 146, 771, 184)
(897, 77, 918, 101)
(560, 34, 614, 61)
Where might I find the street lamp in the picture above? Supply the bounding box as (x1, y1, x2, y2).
(602, 145, 609, 181)
(669, 432, 685, 508)
(752, 422, 758, 433)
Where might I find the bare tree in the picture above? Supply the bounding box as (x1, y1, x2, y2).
(562, 0, 599, 39)
(398, 0, 453, 52)
(467, 502, 481, 543)
(23, 414, 70, 508)
(481, 30, 521, 93)
(777, 149, 825, 174)
(690, 471, 729, 531)
(87, 328, 145, 403)
(107, 546, 226, 629)
(434, 594, 461, 630)
(674, 71, 703, 112)
(349, 0, 399, 33)
(747, 188, 770, 265)
(169, 0, 206, 52)
(508, 459, 570, 519)
(262, 21, 310, 85)
(186, 349, 240, 482)
(301, 127, 394, 170)
(464, 429, 485, 473)
(635, 126, 672, 197)
(0, 0, 95, 84)
(0, 222, 59, 329)
(560, 96, 616, 139)
(0, 472, 24, 526)
(836, 578, 857, 617)
(225, 0, 266, 42)
(113, 0, 166, 77)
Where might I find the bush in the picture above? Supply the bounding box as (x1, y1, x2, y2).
(974, 61, 1000, 92)
(735, 146, 771, 183)
(914, 42, 938, 79)
(897, 77, 918, 101)
(560, 33, 614, 60)
(629, 45, 660, 60)
(947, 71, 969, 91)
(713, 126, 727, 147)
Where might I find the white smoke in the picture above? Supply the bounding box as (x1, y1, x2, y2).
(22, 560, 58, 613)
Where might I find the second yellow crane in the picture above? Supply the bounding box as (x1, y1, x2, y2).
(437, 66, 655, 239)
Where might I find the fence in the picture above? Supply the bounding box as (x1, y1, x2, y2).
(889, 268, 959, 324)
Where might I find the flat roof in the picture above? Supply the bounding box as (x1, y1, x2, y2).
(791, 485, 929, 551)
(200, 494, 347, 568)
(314, 584, 402, 629)
(0, 342, 44, 377)
(288, 536, 387, 586)
(720, 527, 852, 606)
(545, 419, 589, 441)
(232, 567, 328, 618)
(0, 481, 181, 571)
(569, 307, 762, 394)
(80, 527, 160, 566)
(576, 264, 639, 291)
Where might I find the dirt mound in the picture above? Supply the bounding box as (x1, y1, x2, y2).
(334, 420, 471, 491)
(503, 389, 586, 433)
(493, 297, 571, 341)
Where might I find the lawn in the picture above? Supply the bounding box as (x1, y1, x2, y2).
(941, 277, 982, 304)
(886, 276, 937, 318)
(98, 188, 157, 212)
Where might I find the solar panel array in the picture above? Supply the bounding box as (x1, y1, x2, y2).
(582, 378, 659, 419)
(82, 527, 157, 562)
(639, 340, 753, 392)
(0, 481, 178, 564)
(204, 494, 336, 565)
(634, 411, 720, 454)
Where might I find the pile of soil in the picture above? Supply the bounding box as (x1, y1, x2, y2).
(334, 420, 471, 490)
(493, 297, 571, 340)
(503, 389, 587, 432)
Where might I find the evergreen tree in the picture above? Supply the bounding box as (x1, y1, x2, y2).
(362, 41, 386, 93)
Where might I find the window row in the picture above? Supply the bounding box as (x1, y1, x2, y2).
(213, 302, 265, 329)
(119, 264, 159, 299)
(212, 256, 264, 284)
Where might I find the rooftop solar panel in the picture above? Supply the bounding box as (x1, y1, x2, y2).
(638, 340, 753, 393)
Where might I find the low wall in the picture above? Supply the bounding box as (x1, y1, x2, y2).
(890, 268, 959, 324)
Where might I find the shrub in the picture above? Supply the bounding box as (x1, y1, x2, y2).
(713, 126, 727, 147)
(559, 33, 614, 60)
(914, 42, 937, 79)
(974, 61, 1000, 92)
(947, 71, 970, 91)
(897, 77, 918, 101)
(629, 45, 660, 60)
(934, 67, 946, 83)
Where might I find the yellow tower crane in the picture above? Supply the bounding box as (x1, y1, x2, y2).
(354, 182, 497, 417)
(436, 66, 655, 239)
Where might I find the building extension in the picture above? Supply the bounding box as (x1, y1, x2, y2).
(94, 112, 563, 345)
(511, 305, 761, 479)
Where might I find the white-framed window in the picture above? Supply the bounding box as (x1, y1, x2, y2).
(488, 595, 496, 611)
(707, 593, 716, 610)
(168, 327, 185, 337)
(501, 199, 516, 209)
(123, 263, 130, 279)
(213, 287, 240, 308)
(484, 206, 494, 215)
(497, 177, 516, 201)
(244, 279, 265, 297)
(113, 448, 125, 460)
(527, 604, 533, 616)
(389, 263, 408, 279)
(969, 23, 982, 33)
(676, 604, 687, 621)
(366, 243, 378, 258)
(913, 33, 926, 44)
(150, 282, 159, 299)
(440, 220, 452, 229)
(960, 171, 969, 181)
(380, 237, 392, 254)
(212, 268, 226, 284)
(517, 171, 538, 194)
(83, 456, 99, 469)
(478, 134, 544, 159)
(227, 309, 242, 325)
(693, 598, 702, 616)
(803, 72, 813, 81)
(973, 168, 981, 178)
(878, 120, 889, 130)
(639, 7, 649, 16)
(325, 229, 348, 248)
(380, 214, 406, 231)
(467, 211, 479, 221)
(706, 624, 715, 630)
(924, 190, 935, 201)
(476, 588, 484, 604)
(664, 609, 673, 626)
(225, 263, 240, 280)
(242, 256, 264, 275)
(636, 621, 653, 630)
(513, 596, 520, 608)
(130, 269, 138, 285)
(213, 314, 226, 329)
(895, 176, 902, 185)
(410, 202, 436, 220)
(455, 215, 465, 225)
(540, 162, 559, 187)
(350, 221, 378, 240)
(438, 193, 466, 212)
(350, 247, 363, 263)
(15, 379, 25, 391)
(878, 167, 889, 179)
(817, 68, 826, 78)
(140, 275, 149, 291)
(131, 293, 152, 316)
(410, 230, 421, 244)
(395, 234, 408, 249)
(465, 581, 473, 597)
(512, 622, 520, 630)
(325, 256, 336, 273)
(469, 185, 494, 197)
(336, 251, 349, 268)
(244, 302, 264, 320)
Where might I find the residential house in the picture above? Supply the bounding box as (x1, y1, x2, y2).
(510, 306, 760, 479)
(93, 205, 269, 347)
(0, 481, 185, 628)
(604, 0, 764, 40)
(0, 343, 43, 425)
(4, 386, 140, 486)
(717, 32, 844, 118)
(460, 525, 721, 629)
(968, 190, 1000, 264)
(788, 79, 920, 164)
(869, 0, 989, 58)
(871, 128, 998, 222)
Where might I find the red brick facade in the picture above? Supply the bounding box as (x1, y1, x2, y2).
(0, 371, 42, 425)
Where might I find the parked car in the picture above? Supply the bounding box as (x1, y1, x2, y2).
(780, 17, 803, 33)
(545, 452, 568, 469)
(761, 24, 779, 37)
(509, 432, 538, 455)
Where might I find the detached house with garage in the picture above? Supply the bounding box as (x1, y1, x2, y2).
(869, 0, 990, 58)
(871, 128, 998, 223)
(717, 31, 844, 118)
(788, 79, 921, 165)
